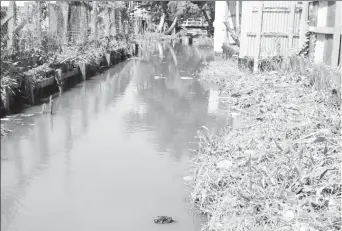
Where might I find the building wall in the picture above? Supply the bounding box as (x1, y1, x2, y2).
(213, 1, 227, 53)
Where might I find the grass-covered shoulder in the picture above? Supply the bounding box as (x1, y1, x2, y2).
(187, 58, 341, 231)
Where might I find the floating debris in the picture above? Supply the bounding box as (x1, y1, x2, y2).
(183, 176, 193, 182)
(180, 77, 193, 80)
(0, 118, 10, 121)
(201, 125, 209, 131)
(154, 76, 166, 80)
(127, 57, 141, 60)
(1, 125, 12, 137)
(230, 112, 240, 118)
(12, 118, 23, 121)
(20, 113, 34, 117)
(154, 216, 174, 224)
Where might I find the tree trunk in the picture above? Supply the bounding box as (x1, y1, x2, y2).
(157, 2, 168, 33)
(157, 13, 165, 32)
(104, 7, 110, 37)
(36, 1, 42, 46)
(7, 1, 17, 52)
(223, 21, 240, 47)
(163, 16, 178, 35)
(80, 2, 89, 43)
(225, 1, 240, 46)
(92, 1, 98, 45)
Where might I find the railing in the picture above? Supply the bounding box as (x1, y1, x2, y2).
(132, 15, 158, 32)
(186, 28, 208, 36)
(180, 19, 208, 28)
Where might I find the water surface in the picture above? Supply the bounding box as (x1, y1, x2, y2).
(1, 42, 232, 231)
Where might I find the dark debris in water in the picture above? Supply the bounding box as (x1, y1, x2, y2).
(154, 216, 174, 224)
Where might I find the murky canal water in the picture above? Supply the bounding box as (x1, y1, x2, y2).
(1, 42, 233, 231)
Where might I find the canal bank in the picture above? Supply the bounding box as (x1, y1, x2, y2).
(1, 42, 139, 119)
(187, 57, 341, 231)
(0, 42, 232, 231)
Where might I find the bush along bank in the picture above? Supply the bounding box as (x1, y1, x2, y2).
(193, 36, 214, 48)
(136, 32, 198, 48)
(0, 35, 139, 118)
(186, 58, 341, 231)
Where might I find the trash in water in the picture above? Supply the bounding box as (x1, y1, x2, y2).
(180, 77, 193, 80)
(12, 118, 23, 121)
(20, 113, 34, 117)
(183, 176, 193, 181)
(231, 112, 240, 118)
(154, 216, 174, 224)
(154, 76, 166, 80)
(201, 126, 209, 131)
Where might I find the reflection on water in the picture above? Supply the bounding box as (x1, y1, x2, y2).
(1, 42, 231, 231)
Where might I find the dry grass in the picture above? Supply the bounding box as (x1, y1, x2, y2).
(188, 59, 341, 231)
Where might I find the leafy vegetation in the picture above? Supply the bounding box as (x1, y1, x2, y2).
(193, 36, 213, 48)
(137, 1, 214, 36)
(0, 1, 135, 111)
(0, 124, 11, 138)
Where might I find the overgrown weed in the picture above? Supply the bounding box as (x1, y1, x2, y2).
(190, 58, 341, 231)
(193, 36, 214, 48)
(135, 32, 177, 43)
(0, 124, 10, 138)
(0, 34, 134, 108)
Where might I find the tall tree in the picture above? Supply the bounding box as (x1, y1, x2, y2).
(139, 1, 169, 32)
(224, 1, 240, 47)
(191, 1, 214, 36)
(163, 1, 186, 35)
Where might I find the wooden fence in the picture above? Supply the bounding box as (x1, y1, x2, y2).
(239, 1, 302, 72)
(236, 1, 341, 72)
